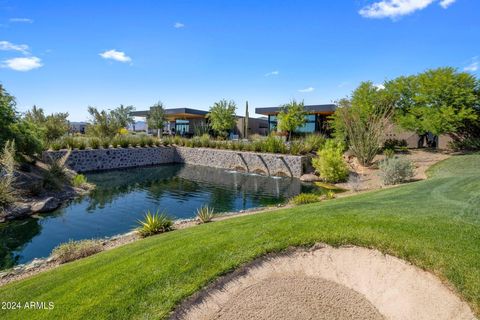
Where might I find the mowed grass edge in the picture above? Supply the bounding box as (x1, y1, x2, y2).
(0, 153, 479, 319)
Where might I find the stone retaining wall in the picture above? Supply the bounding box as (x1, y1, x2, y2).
(174, 147, 305, 177)
(43, 146, 307, 177)
(43, 147, 175, 172)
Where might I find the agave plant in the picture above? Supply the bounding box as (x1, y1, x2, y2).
(196, 205, 215, 223)
(137, 210, 173, 237)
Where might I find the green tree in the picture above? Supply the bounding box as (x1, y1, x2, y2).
(0, 85, 17, 147)
(25, 105, 70, 141)
(111, 105, 135, 129)
(386, 67, 479, 147)
(147, 102, 166, 138)
(331, 82, 395, 166)
(277, 100, 307, 141)
(0, 85, 43, 156)
(86, 105, 134, 138)
(207, 99, 237, 138)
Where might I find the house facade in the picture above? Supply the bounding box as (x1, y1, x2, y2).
(255, 104, 337, 135)
(131, 107, 268, 137)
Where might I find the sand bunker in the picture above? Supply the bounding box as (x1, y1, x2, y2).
(171, 245, 475, 320)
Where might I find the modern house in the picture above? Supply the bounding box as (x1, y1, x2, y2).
(70, 122, 88, 134)
(131, 107, 268, 137)
(255, 104, 337, 135)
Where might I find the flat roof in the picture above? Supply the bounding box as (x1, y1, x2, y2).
(131, 107, 208, 117)
(255, 104, 337, 115)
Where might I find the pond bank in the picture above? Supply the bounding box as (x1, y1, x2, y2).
(0, 204, 287, 286)
(0, 161, 93, 223)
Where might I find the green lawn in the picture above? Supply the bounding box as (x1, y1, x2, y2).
(1, 154, 479, 319)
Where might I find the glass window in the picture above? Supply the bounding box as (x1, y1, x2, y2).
(295, 122, 315, 133)
(305, 114, 315, 121)
(175, 119, 190, 134)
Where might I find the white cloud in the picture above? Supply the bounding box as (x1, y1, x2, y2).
(374, 83, 386, 89)
(265, 70, 279, 77)
(9, 18, 34, 23)
(439, 0, 456, 9)
(359, 0, 456, 19)
(99, 49, 131, 63)
(174, 22, 185, 29)
(464, 61, 478, 72)
(298, 87, 315, 93)
(1, 56, 42, 71)
(0, 40, 29, 54)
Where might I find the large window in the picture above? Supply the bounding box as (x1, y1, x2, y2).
(268, 115, 277, 131)
(295, 114, 316, 133)
(175, 119, 190, 134)
(268, 113, 325, 134)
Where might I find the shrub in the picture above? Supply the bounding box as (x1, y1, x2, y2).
(332, 83, 394, 166)
(290, 193, 321, 205)
(51, 239, 103, 264)
(43, 149, 72, 190)
(384, 138, 407, 150)
(101, 138, 111, 149)
(137, 210, 173, 237)
(0, 141, 17, 209)
(449, 137, 480, 151)
(199, 134, 211, 147)
(312, 140, 349, 183)
(325, 190, 336, 199)
(303, 134, 326, 154)
(379, 156, 415, 185)
(88, 137, 101, 149)
(383, 148, 395, 159)
(196, 205, 215, 223)
(72, 174, 88, 188)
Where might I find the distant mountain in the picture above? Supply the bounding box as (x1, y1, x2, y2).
(129, 121, 147, 131)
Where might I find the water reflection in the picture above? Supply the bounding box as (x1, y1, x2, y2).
(0, 164, 316, 268)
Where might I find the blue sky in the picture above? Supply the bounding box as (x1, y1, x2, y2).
(0, 0, 479, 121)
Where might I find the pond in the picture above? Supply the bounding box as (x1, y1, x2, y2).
(0, 164, 319, 269)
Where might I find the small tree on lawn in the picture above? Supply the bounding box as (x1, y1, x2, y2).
(277, 100, 307, 141)
(147, 102, 166, 138)
(386, 67, 479, 147)
(207, 99, 237, 138)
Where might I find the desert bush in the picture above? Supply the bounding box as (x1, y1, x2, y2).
(290, 193, 320, 205)
(43, 149, 72, 190)
(303, 134, 326, 154)
(332, 82, 394, 166)
(383, 148, 395, 158)
(325, 190, 336, 199)
(199, 134, 211, 147)
(137, 210, 173, 237)
(379, 156, 415, 185)
(72, 174, 88, 188)
(449, 137, 480, 151)
(312, 139, 349, 183)
(196, 205, 215, 223)
(0, 141, 17, 209)
(383, 138, 407, 150)
(51, 239, 103, 264)
(88, 137, 101, 149)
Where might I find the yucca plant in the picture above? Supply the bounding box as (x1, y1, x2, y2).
(43, 149, 72, 190)
(137, 210, 173, 237)
(196, 205, 215, 223)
